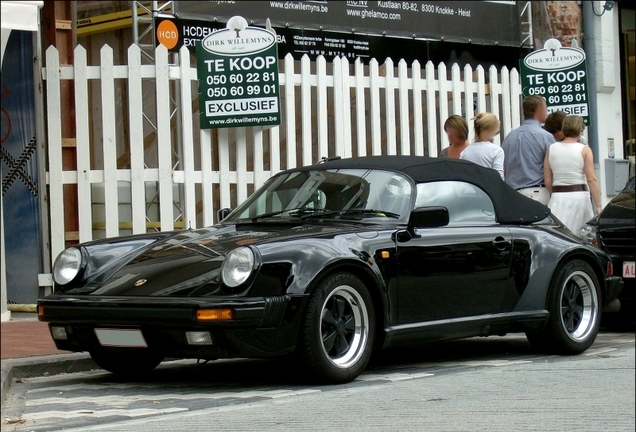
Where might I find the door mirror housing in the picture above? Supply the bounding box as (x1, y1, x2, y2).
(408, 206, 449, 231)
(217, 208, 233, 222)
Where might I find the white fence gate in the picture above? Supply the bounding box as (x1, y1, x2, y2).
(42, 44, 522, 273)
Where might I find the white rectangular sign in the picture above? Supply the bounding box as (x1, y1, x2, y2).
(204, 97, 279, 117)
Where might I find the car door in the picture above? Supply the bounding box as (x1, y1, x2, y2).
(396, 181, 514, 324)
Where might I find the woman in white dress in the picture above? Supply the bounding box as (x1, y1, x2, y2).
(544, 115, 602, 233)
(460, 112, 505, 180)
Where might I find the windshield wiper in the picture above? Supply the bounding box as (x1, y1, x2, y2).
(248, 208, 401, 222)
(339, 209, 401, 219)
(298, 210, 341, 220)
(250, 208, 333, 222)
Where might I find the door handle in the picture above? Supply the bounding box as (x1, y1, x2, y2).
(492, 236, 511, 250)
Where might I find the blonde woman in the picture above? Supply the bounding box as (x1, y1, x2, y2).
(544, 115, 602, 232)
(440, 115, 469, 159)
(460, 113, 505, 180)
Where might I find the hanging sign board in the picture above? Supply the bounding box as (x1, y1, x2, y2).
(196, 16, 281, 129)
(176, 1, 523, 47)
(520, 38, 590, 125)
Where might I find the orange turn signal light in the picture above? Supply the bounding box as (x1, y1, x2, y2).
(37, 305, 44, 317)
(381, 251, 390, 259)
(196, 308, 233, 321)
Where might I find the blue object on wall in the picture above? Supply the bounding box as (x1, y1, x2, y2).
(1, 30, 42, 304)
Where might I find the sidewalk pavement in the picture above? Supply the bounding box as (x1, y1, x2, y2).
(1, 313, 97, 402)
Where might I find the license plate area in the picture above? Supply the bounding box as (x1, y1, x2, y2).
(623, 261, 635, 279)
(95, 328, 147, 347)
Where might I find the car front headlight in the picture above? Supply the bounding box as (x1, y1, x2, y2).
(578, 224, 599, 247)
(221, 247, 256, 288)
(53, 247, 83, 285)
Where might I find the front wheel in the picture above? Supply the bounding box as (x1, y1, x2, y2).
(299, 273, 375, 384)
(526, 259, 601, 354)
(90, 349, 164, 377)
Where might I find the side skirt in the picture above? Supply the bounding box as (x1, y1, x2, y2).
(382, 311, 549, 349)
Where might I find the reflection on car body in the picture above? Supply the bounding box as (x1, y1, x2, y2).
(38, 156, 623, 383)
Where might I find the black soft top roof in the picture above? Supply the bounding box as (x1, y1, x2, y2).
(285, 156, 550, 225)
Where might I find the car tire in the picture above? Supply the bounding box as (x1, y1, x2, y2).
(526, 259, 601, 355)
(90, 349, 164, 376)
(299, 272, 375, 384)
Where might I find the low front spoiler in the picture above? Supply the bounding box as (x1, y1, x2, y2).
(37, 294, 306, 358)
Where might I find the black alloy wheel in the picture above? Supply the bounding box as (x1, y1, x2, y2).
(526, 259, 601, 354)
(300, 272, 375, 383)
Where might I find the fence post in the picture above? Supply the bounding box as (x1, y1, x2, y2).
(412, 60, 424, 156)
(300, 55, 312, 166)
(476, 65, 487, 117)
(489, 65, 501, 146)
(74, 46, 92, 242)
(127, 44, 147, 234)
(341, 57, 352, 159)
(100, 45, 119, 238)
(369, 59, 382, 155)
(155, 44, 174, 231)
(510, 68, 522, 130)
(501, 66, 512, 142)
(463, 64, 475, 139)
(451, 63, 462, 115)
(316, 55, 328, 160)
(425, 61, 438, 157)
(398, 59, 410, 155)
(45, 46, 65, 261)
(354, 57, 367, 157)
(284, 53, 296, 169)
(384, 58, 397, 155)
(179, 46, 196, 229)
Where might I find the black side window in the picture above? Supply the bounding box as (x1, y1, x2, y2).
(415, 181, 496, 223)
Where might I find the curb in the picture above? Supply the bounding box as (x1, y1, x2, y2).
(1, 353, 98, 403)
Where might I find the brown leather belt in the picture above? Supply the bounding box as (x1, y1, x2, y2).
(552, 185, 588, 192)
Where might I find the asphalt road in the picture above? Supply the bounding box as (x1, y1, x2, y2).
(2, 331, 634, 432)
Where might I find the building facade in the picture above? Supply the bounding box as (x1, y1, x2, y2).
(1, 1, 633, 313)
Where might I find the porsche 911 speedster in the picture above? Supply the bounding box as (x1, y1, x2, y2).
(38, 156, 623, 383)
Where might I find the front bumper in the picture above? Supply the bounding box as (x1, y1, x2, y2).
(37, 294, 306, 358)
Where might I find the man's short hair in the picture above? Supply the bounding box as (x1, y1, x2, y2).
(523, 95, 546, 120)
(543, 110, 566, 134)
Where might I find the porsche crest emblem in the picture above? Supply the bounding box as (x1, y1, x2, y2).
(134, 279, 147, 287)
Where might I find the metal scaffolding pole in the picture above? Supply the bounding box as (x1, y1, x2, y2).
(131, 1, 184, 230)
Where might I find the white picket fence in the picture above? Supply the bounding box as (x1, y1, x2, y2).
(43, 44, 522, 266)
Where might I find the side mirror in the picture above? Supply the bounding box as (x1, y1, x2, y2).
(217, 208, 233, 222)
(407, 206, 449, 232)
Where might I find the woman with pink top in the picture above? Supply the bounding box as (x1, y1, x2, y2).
(544, 115, 602, 232)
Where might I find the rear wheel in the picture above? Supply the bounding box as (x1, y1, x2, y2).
(526, 260, 601, 354)
(299, 272, 375, 383)
(90, 349, 164, 377)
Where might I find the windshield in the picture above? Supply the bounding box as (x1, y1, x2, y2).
(224, 169, 413, 222)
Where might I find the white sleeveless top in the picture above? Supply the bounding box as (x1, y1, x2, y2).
(548, 142, 587, 186)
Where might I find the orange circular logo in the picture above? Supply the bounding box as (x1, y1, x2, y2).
(157, 20, 179, 50)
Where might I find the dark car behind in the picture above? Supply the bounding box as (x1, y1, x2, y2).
(580, 176, 635, 327)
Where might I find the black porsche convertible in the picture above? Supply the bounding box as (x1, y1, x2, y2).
(38, 156, 623, 383)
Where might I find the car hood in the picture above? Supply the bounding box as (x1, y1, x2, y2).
(595, 189, 635, 230)
(69, 222, 368, 297)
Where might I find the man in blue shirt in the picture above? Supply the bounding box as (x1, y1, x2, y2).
(502, 95, 554, 205)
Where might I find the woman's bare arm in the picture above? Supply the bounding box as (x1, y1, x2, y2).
(543, 148, 553, 193)
(582, 146, 602, 213)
